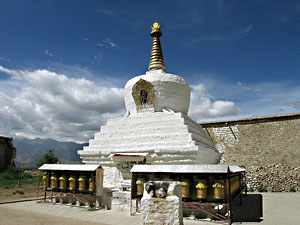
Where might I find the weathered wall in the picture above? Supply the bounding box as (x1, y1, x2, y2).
(0, 136, 16, 170)
(200, 113, 300, 191)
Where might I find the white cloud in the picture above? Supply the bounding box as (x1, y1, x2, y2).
(2, 65, 298, 142)
(0, 65, 19, 77)
(0, 66, 125, 143)
(0, 66, 242, 142)
(235, 81, 300, 117)
(188, 73, 300, 121)
(45, 49, 53, 57)
(237, 81, 261, 92)
(189, 83, 241, 120)
(97, 38, 118, 48)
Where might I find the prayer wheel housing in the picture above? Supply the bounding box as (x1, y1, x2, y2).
(38, 164, 103, 197)
(131, 164, 245, 203)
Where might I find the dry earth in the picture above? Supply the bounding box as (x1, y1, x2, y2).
(0, 206, 108, 225)
(0, 183, 43, 203)
(0, 186, 299, 225)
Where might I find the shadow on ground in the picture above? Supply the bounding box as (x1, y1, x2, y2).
(232, 194, 263, 223)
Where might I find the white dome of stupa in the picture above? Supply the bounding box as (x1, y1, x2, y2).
(124, 21, 191, 115)
(124, 70, 191, 115)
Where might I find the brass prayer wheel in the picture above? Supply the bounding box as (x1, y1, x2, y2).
(136, 179, 144, 196)
(196, 180, 207, 199)
(78, 176, 86, 192)
(88, 177, 95, 193)
(181, 181, 191, 198)
(42, 175, 49, 189)
(50, 175, 58, 190)
(59, 175, 67, 191)
(213, 182, 225, 199)
(68, 176, 77, 191)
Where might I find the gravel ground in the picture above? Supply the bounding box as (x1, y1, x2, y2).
(0, 192, 299, 225)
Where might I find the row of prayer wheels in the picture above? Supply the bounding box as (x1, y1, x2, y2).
(182, 180, 225, 200)
(42, 175, 95, 193)
(135, 179, 229, 200)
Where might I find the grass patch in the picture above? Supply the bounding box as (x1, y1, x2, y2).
(0, 168, 40, 188)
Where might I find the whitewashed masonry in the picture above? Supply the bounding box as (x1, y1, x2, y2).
(78, 23, 221, 188)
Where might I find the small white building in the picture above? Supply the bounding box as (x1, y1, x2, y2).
(78, 22, 221, 188)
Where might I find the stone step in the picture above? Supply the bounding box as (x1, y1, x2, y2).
(92, 131, 214, 150)
(80, 149, 221, 165)
(153, 155, 197, 161)
(100, 114, 212, 144)
(180, 114, 211, 136)
(100, 122, 211, 139)
(181, 114, 200, 126)
(107, 112, 183, 125)
(90, 132, 193, 146)
(97, 124, 189, 137)
(103, 118, 185, 130)
(151, 159, 196, 164)
(106, 113, 184, 126)
(88, 142, 197, 152)
(184, 118, 211, 138)
(192, 134, 215, 148)
(86, 141, 197, 151)
(82, 153, 197, 161)
(81, 145, 200, 155)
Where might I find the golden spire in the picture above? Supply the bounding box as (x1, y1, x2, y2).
(148, 22, 166, 71)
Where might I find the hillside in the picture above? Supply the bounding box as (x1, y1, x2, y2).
(13, 138, 88, 167)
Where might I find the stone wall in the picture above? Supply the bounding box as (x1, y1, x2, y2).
(0, 136, 16, 170)
(200, 113, 300, 191)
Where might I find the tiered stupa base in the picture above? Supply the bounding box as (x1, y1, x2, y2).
(78, 112, 221, 187)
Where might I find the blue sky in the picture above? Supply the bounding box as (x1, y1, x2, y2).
(0, 0, 300, 142)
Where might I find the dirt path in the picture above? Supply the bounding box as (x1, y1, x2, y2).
(0, 205, 108, 225)
(0, 193, 299, 225)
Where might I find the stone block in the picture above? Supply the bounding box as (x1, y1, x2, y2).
(141, 181, 183, 225)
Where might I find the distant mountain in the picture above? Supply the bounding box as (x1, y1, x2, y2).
(13, 138, 88, 168)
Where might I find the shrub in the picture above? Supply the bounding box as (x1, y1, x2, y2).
(290, 187, 296, 192)
(257, 185, 268, 192)
(36, 149, 59, 168)
(16, 190, 24, 195)
(23, 173, 33, 179)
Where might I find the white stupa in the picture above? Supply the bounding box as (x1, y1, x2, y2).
(78, 22, 221, 187)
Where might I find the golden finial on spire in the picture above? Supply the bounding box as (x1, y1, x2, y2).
(148, 22, 166, 71)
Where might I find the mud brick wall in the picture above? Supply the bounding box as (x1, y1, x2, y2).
(0, 136, 16, 170)
(200, 113, 300, 191)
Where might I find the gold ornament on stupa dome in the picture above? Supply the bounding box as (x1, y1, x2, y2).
(151, 22, 162, 36)
(149, 21, 166, 71)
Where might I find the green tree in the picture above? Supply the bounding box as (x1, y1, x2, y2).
(36, 149, 59, 168)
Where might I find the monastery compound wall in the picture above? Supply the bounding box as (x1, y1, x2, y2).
(200, 113, 300, 192)
(0, 136, 16, 171)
